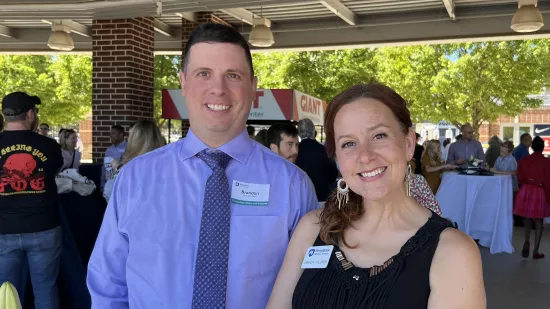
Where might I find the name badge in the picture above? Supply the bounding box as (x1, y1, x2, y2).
(231, 181, 270, 206)
(301, 245, 334, 269)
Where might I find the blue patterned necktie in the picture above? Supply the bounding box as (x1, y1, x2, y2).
(192, 149, 232, 309)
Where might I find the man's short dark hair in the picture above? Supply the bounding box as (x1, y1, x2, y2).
(520, 133, 531, 142)
(40, 123, 49, 129)
(112, 125, 124, 135)
(456, 134, 462, 141)
(267, 123, 298, 148)
(246, 125, 255, 136)
(3, 113, 26, 122)
(182, 23, 254, 77)
(532, 136, 545, 152)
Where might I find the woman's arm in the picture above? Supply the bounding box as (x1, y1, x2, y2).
(489, 168, 517, 176)
(266, 209, 322, 309)
(428, 229, 486, 309)
(425, 164, 455, 173)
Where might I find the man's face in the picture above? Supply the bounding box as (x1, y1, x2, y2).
(38, 124, 49, 136)
(271, 134, 299, 163)
(110, 129, 124, 145)
(180, 42, 257, 145)
(523, 135, 532, 147)
(462, 126, 474, 141)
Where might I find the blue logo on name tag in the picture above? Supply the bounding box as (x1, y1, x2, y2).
(308, 249, 315, 257)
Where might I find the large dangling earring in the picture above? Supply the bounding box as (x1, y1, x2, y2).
(336, 178, 349, 210)
(405, 162, 412, 197)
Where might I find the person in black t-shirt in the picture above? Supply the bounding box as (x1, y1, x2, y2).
(0, 92, 63, 309)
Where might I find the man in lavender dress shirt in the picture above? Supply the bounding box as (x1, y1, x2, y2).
(86, 23, 319, 309)
(447, 123, 485, 168)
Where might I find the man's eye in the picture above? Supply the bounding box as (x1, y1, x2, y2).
(197, 71, 209, 77)
(228, 73, 240, 79)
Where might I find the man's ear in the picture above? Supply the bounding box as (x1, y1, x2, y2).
(179, 70, 186, 96)
(269, 143, 278, 153)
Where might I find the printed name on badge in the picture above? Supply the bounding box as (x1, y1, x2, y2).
(301, 245, 334, 269)
(231, 180, 270, 206)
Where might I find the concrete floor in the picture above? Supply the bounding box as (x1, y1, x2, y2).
(483, 226, 550, 309)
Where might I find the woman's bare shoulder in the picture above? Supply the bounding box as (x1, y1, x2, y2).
(293, 208, 323, 240)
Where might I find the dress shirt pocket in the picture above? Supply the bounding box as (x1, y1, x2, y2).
(230, 215, 287, 280)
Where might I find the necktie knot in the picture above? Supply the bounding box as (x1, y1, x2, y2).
(197, 149, 231, 170)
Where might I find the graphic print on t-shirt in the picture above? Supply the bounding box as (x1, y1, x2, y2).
(0, 144, 47, 195)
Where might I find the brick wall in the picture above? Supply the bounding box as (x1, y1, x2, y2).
(478, 107, 550, 144)
(91, 17, 155, 162)
(478, 123, 501, 143)
(180, 13, 233, 138)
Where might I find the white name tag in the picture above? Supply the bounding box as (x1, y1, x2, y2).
(301, 245, 334, 269)
(231, 181, 270, 206)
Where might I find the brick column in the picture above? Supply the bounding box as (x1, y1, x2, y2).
(91, 17, 155, 162)
(179, 13, 233, 138)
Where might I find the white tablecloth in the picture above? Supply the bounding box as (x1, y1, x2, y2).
(436, 172, 514, 254)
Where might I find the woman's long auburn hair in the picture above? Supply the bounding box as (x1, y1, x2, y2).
(320, 83, 413, 248)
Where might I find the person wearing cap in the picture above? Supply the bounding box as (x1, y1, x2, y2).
(87, 23, 318, 309)
(0, 92, 64, 309)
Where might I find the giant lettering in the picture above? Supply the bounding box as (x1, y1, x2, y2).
(300, 95, 321, 116)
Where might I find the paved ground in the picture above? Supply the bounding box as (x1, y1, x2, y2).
(483, 226, 550, 309)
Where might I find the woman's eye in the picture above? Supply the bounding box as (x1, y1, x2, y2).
(341, 141, 355, 148)
(374, 133, 387, 140)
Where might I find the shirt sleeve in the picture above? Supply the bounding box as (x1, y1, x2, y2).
(52, 142, 63, 170)
(510, 157, 518, 171)
(446, 143, 456, 164)
(87, 169, 130, 309)
(100, 160, 107, 188)
(411, 175, 442, 216)
(289, 172, 319, 236)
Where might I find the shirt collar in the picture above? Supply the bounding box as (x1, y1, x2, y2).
(179, 128, 254, 164)
(112, 141, 126, 148)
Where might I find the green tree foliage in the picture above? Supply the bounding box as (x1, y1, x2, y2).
(253, 49, 377, 102)
(254, 42, 549, 137)
(0, 55, 92, 126)
(376, 41, 548, 136)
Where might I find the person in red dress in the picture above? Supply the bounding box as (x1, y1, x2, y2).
(514, 136, 550, 259)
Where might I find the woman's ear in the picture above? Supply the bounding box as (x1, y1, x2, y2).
(406, 129, 416, 161)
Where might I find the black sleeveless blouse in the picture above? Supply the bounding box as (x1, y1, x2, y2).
(292, 213, 454, 309)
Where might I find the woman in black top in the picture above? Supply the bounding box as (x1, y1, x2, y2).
(266, 84, 485, 309)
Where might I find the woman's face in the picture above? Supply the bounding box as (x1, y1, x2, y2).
(500, 146, 511, 158)
(67, 133, 78, 149)
(334, 98, 415, 202)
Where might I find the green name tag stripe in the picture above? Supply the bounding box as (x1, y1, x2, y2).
(231, 198, 268, 206)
